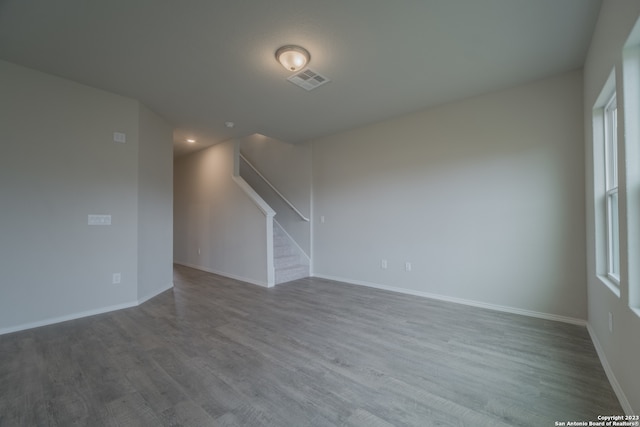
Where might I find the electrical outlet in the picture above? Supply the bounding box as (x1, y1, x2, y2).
(113, 132, 126, 143)
(405, 262, 412, 272)
(112, 273, 121, 284)
(381, 259, 388, 269)
(320, 215, 325, 224)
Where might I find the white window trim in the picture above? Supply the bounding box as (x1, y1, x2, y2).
(604, 93, 620, 286)
(605, 188, 619, 284)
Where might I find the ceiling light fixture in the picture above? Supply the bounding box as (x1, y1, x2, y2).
(275, 45, 310, 72)
(187, 139, 196, 143)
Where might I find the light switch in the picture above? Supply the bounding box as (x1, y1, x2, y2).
(88, 214, 111, 225)
(113, 132, 126, 143)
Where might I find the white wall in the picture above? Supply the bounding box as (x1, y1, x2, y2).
(0, 60, 173, 333)
(173, 140, 272, 286)
(312, 70, 586, 321)
(137, 103, 174, 303)
(583, 0, 640, 414)
(239, 134, 312, 256)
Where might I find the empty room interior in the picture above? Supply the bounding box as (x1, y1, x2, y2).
(1, 0, 640, 425)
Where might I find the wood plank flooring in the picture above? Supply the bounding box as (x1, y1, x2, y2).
(0, 265, 623, 426)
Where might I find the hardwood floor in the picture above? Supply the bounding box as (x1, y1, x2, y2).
(0, 265, 622, 426)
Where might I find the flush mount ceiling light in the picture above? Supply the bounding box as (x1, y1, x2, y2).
(275, 45, 310, 72)
(186, 138, 196, 143)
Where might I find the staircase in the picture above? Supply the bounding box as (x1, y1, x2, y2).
(237, 149, 310, 285)
(274, 222, 309, 284)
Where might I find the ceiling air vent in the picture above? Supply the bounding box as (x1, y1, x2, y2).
(287, 68, 330, 91)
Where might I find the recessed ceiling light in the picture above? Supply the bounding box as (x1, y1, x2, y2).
(275, 45, 310, 72)
(225, 121, 235, 128)
(187, 139, 196, 143)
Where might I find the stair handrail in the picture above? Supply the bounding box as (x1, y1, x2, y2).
(239, 153, 310, 222)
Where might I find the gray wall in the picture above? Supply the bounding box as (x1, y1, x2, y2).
(0, 60, 173, 333)
(311, 70, 586, 321)
(137, 103, 174, 303)
(583, 0, 640, 414)
(173, 140, 272, 286)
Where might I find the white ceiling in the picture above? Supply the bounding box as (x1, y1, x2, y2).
(0, 0, 601, 156)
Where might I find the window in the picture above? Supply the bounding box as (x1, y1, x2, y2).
(604, 93, 620, 284)
(593, 71, 619, 296)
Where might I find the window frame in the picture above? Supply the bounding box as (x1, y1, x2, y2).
(604, 93, 620, 285)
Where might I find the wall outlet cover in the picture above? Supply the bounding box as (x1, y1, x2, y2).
(113, 132, 126, 143)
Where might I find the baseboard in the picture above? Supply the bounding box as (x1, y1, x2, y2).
(138, 282, 174, 305)
(0, 300, 138, 336)
(312, 273, 587, 326)
(174, 261, 271, 288)
(1, 282, 175, 336)
(586, 324, 634, 415)
(312, 273, 634, 413)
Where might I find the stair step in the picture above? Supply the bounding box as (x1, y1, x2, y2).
(275, 254, 300, 269)
(274, 236, 289, 246)
(272, 221, 309, 284)
(274, 244, 297, 257)
(275, 264, 309, 284)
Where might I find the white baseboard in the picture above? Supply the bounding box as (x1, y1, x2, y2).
(0, 263, 267, 336)
(312, 273, 587, 326)
(586, 324, 634, 415)
(174, 261, 271, 288)
(1, 282, 174, 336)
(0, 300, 138, 336)
(313, 274, 637, 412)
(138, 282, 174, 305)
